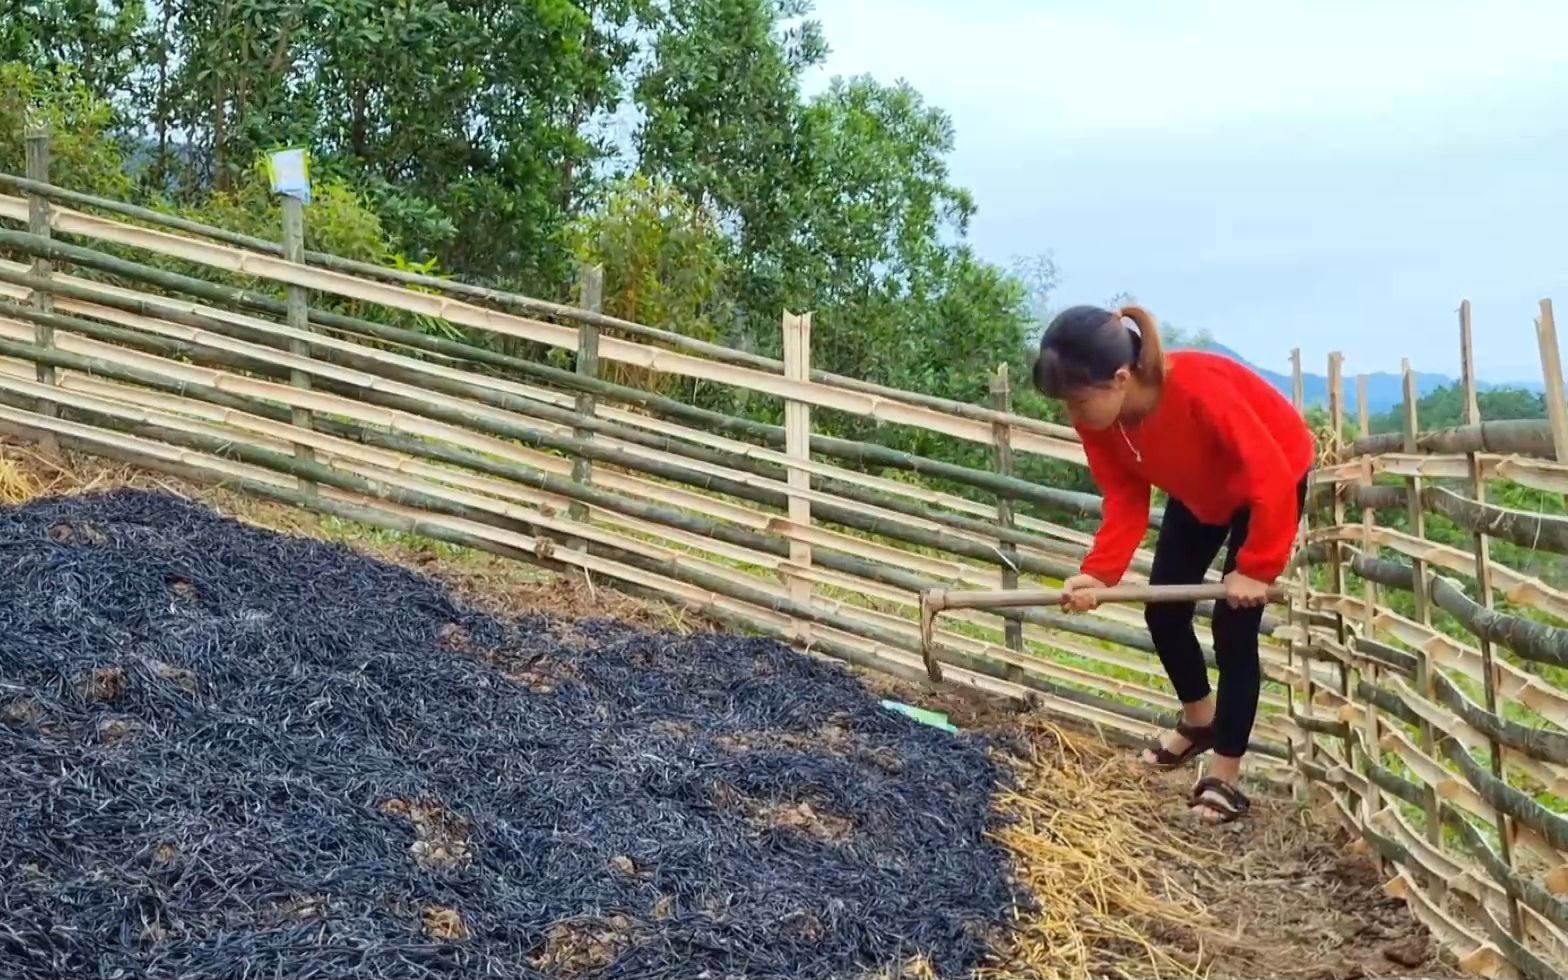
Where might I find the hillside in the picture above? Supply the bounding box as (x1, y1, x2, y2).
(1193, 341, 1543, 412)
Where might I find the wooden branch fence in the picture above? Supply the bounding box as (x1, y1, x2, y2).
(1, 157, 1567, 978)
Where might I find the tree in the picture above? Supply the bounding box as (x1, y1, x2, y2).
(0, 61, 133, 199)
(3, 1, 648, 288)
(634, 0, 826, 261)
(567, 173, 734, 396)
(0, 1, 148, 109)
(1011, 251, 1059, 332)
(1368, 383, 1546, 435)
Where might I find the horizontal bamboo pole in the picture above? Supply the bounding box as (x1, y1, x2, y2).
(0, 263, 1119, 564)
(1383, 675, 1568, 796)
(1309, 590, 1568, 729)
(1352, 555, 1568, 670)
(1315, 452, 1568, 496)
(1316, 483, 1568, 555)
(1353, 419, 1560, 460)
(0, 241, 1104, 513)
(0, 173, 1084, 444)
(1441, 731, 1568, 855)
(1, 255, 1151, 582)
(1314, 523, 1568, 620)
(1430, 672, 1568, 767)
(0, 305, 1066, 586)
(920, 583, 1291, 682)
(0, 218, 1090, 463)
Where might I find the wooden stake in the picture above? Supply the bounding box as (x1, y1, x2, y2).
(991, 364, 1024, 657)
(1291, 348, 1318, 773)
(23, 128, 56, 448)
(280, 193, 315, 500)
(1327, 352, 1356, 803)
(569, 263, 604, 529)
(1401, 358, 1444, 866)
(1461, 300, 1524, 942)
(1355, 373, 1384, 832)
(1538, 299, 1568, 462)
(783, 310, 814, 644)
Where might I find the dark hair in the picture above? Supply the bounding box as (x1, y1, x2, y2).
(1031, 303, 1166, 398)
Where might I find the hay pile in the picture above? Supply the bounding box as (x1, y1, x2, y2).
(0, 490, 1018, 979)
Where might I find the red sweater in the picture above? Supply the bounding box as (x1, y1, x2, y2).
(1076, 351, 1316, 586)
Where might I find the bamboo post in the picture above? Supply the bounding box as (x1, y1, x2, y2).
(1290, 348, 1318, 775)
(1538, 299, 1568, 462)
(1355, 374, 1384, 831)
(280, 189, 315, 500)
(23, 127, 56, 447)
(1327, 353, 1355, 798)
(991, 363, 1025, 658)
(570, 263, 604, 530)
(1462, 300, 1525, 941)
(1401, 358, 1444, 863)
(782, 311, 814, 644)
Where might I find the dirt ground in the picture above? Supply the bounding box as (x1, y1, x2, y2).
(0, 442, 1459, 980)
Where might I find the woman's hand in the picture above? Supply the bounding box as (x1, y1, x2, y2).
(1061, 574, 1107, 612)
(1223, 571, 1270, 609)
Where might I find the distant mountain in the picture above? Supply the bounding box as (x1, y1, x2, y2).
(1189, 342, 1544, 414)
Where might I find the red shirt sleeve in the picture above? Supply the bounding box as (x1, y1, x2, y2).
(1077, 433, 1150, 586)
(1191, 389, 1301, 582)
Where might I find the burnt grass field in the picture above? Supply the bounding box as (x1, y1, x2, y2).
(0, 490, 1020, 979)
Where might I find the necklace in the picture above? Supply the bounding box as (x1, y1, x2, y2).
(1118, 421, 1142, 463)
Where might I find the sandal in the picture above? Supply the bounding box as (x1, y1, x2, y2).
(1189, 777, 1251, 823)
(1140, 721, 1215, 771)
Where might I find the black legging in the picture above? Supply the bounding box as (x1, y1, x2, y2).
(1145, 476, 1308, 758)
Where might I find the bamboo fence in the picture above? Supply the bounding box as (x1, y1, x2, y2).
(1, 150, 1567, 977)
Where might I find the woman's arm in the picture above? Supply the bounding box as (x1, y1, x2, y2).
(1077, 435, 1151, 587)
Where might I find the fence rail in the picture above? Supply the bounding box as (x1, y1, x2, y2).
(1, 162, 1566, 978)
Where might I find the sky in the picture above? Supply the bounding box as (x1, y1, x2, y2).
(800, 0, 1568, 384)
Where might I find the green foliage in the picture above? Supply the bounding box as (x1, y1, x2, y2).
(567, 174, 734, 397)
(568, 174, 731, 344)
(1367, 382, 1547, 435)
(0, 61, 132, 199)
(634, 0, 827, 263)
(177, 160, 388, 264)
(2, 1, 645, 289)
(0, 1, 147, 106)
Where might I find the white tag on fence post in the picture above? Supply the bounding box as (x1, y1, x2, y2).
(266, 148, 311, 203)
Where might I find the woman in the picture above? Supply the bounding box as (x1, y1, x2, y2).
(1032, 304, 1314, 822)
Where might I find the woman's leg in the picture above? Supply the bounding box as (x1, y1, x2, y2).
(1142, 497, 1231, 762)
(1195, 476, 1310, 818)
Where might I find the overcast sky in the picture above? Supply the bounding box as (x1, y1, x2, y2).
(801, 0, 1567, 383)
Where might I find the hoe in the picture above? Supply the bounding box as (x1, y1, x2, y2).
(917, 583, 1286, 682)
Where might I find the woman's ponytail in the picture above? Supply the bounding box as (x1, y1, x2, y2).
(1116, 305, 1166, 387)
(1034, 302, 1167, 397)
